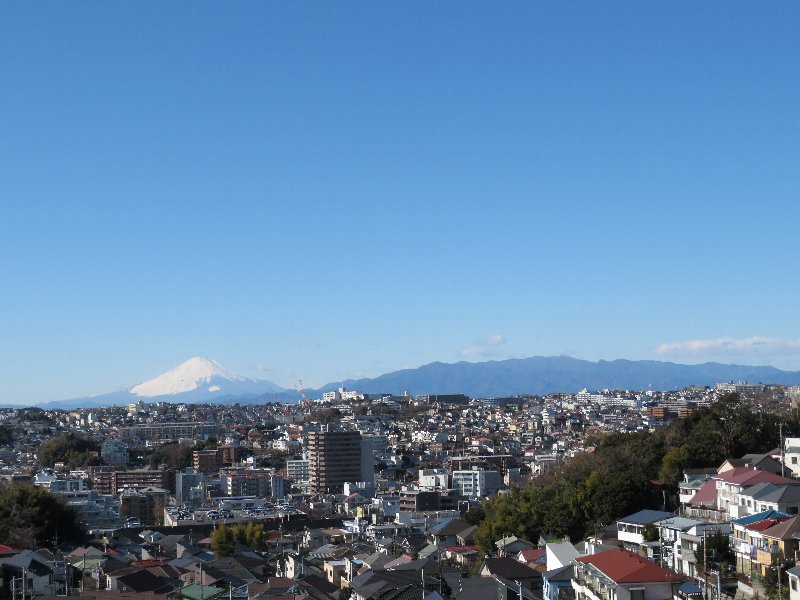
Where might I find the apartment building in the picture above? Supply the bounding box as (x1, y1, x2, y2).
(307, 430, 363, 494)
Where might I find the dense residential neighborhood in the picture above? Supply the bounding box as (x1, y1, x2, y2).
(1, 383, 800, 600)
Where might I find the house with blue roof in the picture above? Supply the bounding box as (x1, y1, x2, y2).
(616, 510, 672, 552)
(731, 509, 792, 575)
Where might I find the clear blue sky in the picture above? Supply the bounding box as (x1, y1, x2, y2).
(2, 2, 799, 404)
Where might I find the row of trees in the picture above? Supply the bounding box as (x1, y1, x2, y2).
(36, 434, 235, 471)
(474, 394, 797, 554)
(210, 522, 266, 556)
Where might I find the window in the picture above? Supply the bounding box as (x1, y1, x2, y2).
(792, 456, 797, 465)
(792, 578, 798, 592)
(631, 588, 645, 600)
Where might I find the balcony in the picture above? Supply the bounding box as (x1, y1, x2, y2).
(574, 572, 611, 600)
(756, 549, 780, 566)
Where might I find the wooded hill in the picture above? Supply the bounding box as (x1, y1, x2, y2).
(474, 393, 798, 554)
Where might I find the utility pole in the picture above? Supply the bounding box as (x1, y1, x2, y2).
(703, 530, 708, 600)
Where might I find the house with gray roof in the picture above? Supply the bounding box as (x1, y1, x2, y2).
(0, 550, 61, 597)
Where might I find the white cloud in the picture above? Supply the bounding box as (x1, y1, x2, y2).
(460, 334, 506, 358)
(655, 336, 800, 360)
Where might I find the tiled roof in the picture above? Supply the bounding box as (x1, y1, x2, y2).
(482, 557, 540, 580)
(519, 548, 546, 562)
(716, 468, 795, 487)
(688, 480, 718, 507)
(576, 548, 682, 584)
(747, 517, 791, 533)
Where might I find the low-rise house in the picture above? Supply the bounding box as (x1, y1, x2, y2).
(616, 510, 672, 553)
(0, 550, 60, 597)
(656, 516, 729, 577)
(543, 564, 574, 600)
(730, 510, 791, 575)
(545, 542, 581, 571)
(714, 468, 796, 519)
(572, 549, 682, 600)
(751, 515, 800, 576)
(180, 583, 226, 600)
(679, 470, 717, 506)
(736, 483, 800, 518)
(444, 545, 480, 567)
(718, 452, 783, 476)
(786, 566, 800, 600)
(495, 535, 536, 556)
(481, 558, 542, 591)
(350, 569, 437, 600)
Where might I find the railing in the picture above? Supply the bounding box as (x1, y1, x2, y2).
(756, 549, 779, 566)
(574, 572, 609, 600)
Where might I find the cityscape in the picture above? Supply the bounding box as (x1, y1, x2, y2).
(2, 372, 800, 600)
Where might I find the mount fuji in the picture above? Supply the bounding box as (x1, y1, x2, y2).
(28, 357, 287, 410)
(130, 357, 282, 398)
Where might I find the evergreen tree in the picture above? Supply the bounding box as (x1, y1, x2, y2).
(0, 483, 84, 547)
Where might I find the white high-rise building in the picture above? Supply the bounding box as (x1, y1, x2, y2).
(451, 469, 502, 498)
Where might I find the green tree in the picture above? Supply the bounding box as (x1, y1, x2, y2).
(659, 446, 688, 486)
(149, 441, 193, 470)
(0, 425, 13, 446)
(338, 587, 353, 600)
(763, 562, 790, 600)
(233, 522, 265, 549)
(0, 483, 84, 547)
(37, 434, 102, 469)
(259, 450, 289, 471)
(210, 524, 236, 557)
(465, 506, 485, 526)
(696, 530, 734, 570)
(642, 524, 659, 543)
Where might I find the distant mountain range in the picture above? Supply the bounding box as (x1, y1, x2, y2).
(310, 356, 800, 398)
(9, 355, 800, 410)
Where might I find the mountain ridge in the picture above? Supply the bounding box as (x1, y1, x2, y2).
(8, 355, 800, 410)
(309, 355, 800, 398)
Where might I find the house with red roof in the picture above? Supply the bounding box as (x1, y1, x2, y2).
(572, 549, 682, 600)
(713, 468, 799, 519)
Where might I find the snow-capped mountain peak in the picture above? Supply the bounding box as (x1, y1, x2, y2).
(130, 357, 253, 397)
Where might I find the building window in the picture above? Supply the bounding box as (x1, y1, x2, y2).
(792, 578, 797, 591)
(793, 456, 798, 465)
(631, 589, 645, 600)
